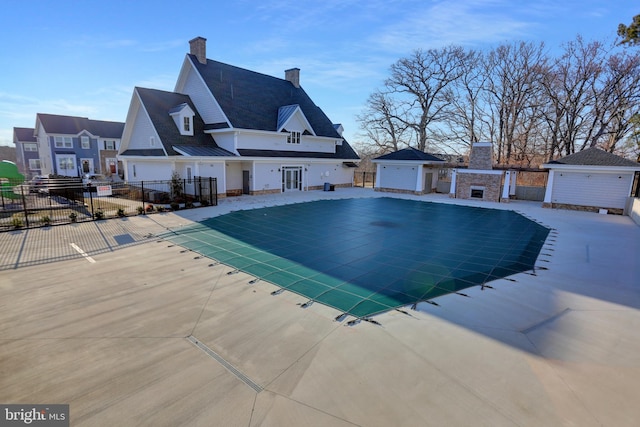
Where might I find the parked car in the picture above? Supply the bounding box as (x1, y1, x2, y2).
(82, 173, 110, 188)
(29, 175, 51, 193)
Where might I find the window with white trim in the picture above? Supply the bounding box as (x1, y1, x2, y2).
(24, 143, 38, 152)
(54, 136, 73, 148)
(287, 131, 301, 144)
(183, 117, 190, 132)
(104, 140, 116, 150)
(81, 136, 90, 149)
(29, 159, 41, 170)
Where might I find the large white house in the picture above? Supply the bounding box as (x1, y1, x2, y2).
(118, 37, 359, 197)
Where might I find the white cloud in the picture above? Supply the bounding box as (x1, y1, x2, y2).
(371, 0, 537, 52)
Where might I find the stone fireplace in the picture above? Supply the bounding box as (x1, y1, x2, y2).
(451, 142, 505, 202)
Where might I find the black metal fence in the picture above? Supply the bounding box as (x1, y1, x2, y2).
(354, 171, 376, 188)
(0, 176, 217, 232)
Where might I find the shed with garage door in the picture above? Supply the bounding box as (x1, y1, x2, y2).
(542, 148, 640, 214)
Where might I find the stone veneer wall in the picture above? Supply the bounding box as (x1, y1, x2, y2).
(455, 173, 502, 202)
(375, 187, 422, 195)
(542, 202, 623, 215)
(468, 144, 493, 170)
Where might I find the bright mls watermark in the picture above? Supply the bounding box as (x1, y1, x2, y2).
(1, 405, 68, 426)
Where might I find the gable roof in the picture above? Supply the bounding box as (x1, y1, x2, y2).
(13, 127, 36, 142)
(547, 147, 639, 168)
(188, 55, 342, 139)
(36, 113, 124, 138)
(374, 147, 444, 162)
(131, 87, 235, 157)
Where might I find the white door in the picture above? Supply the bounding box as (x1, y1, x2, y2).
(56, 154, 77, 177)
(282, 166, 302, 192)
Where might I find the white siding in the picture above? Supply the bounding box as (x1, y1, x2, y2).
(251, 163, 279, 192)
(36, 126, 53, 175)
(128, 104, 159, 151)
(379, 164, 419, 191)
(226, 162, 243, 191)
(306, 162, 353, 188)
(236, 132, 335, 153)
(127, 161, 172, 181)
(551, 171, 633, 209)
(196, 162, 226, 195)
(182, 66, 227, 124)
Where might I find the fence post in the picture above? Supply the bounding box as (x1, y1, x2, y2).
(198, 177, 202, 202)
(141, 181, 145, 206)
(20, 184, 29, 228)
(89, 188, 94, 219)
(214, 177, 218, 206)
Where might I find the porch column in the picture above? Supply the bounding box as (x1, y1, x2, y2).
(543, 170, 554, 204)
(501, 170, 511, 202)
(449, 169, 457, 198)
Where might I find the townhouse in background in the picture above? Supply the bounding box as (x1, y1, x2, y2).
(33, 114, 124, 178)
(12, 127, 40, 179)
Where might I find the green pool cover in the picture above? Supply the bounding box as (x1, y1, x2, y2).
(160, 198, 550, 318)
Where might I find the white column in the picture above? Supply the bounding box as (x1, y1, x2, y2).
(543, 170, 554, 203)
(502, 170, 511, 200)
(449, 169, 457, 197)
(415, 166, 423, 193)
(375, 164, 381, 189)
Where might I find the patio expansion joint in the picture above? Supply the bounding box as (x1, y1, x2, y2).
(186, 335, 263, 393)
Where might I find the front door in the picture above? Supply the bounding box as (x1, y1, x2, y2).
(242, 170, 250, 194)
(81, 158, 94, 174)
(282, 166, 302, 192)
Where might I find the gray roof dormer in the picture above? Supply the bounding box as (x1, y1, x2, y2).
(168, 103, 195, 136)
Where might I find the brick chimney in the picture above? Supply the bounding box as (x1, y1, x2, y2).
(468, 142, 494, 170)
(189, 37, 207, 65)
(285, 68, 300, 88)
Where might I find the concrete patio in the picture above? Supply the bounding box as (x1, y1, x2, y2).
(1, 188, 638, 426)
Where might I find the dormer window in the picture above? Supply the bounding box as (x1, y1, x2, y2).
(169, 103, 195, 136)
(287, 131, 301, 144)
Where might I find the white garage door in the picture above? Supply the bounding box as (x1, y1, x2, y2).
(552, 172, 632, 209)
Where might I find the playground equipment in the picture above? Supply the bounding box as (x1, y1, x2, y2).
(0, 160, 25, 200)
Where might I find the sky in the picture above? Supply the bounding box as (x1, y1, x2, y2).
(0, 0, 636, 149)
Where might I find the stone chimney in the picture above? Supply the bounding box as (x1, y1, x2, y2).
(468, 142, 494, 170)
(285, 68, 300, 88)
(189, 37, 207, 65)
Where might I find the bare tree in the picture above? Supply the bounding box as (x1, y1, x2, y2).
(357, 36, 640, 164)
(583, 50, 640, 152)
(385, 46, 470, 152)
(356, 90, 411, 154)
(441, 49, 487, 152)
(483, 41, 548, 164)
(540, 37, 605, 159)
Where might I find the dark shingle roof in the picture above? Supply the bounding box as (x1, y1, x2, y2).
(548, 147, 639, 167)
(120, 149, 166, 156)
(374, 147, 444, 162)
(173, 145, 235, 157)
(36, 114, 124, 138)
(135, 87, 230, 157)
(14, 127, 36, 142)
(237, 144, 359, 160)
(188, 55, 344, 140)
